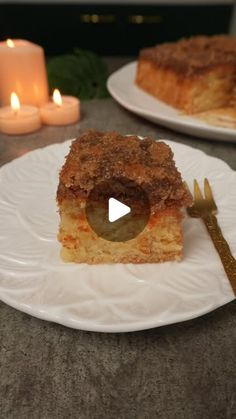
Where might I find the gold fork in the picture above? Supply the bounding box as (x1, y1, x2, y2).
(185, 178, 236, 295)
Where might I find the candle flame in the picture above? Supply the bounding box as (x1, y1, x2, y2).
(6, 39, 15, 48)
(53, 89, 62, 107)
(11, 92, 20, 113)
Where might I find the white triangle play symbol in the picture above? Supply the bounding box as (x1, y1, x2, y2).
(108, 197, 131, 223)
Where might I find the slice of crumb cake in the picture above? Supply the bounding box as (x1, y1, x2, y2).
(57, 130, 192, 264)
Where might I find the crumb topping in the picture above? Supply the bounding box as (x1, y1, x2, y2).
(57, 130, 192, 210)
(140, 35, 236, 75)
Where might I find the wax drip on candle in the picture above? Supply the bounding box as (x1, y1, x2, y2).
(11, 92, 20, 116)
(6, 39, 15, 48)
(53, 89, 62, 108)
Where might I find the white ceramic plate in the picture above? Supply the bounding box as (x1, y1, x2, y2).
(107, 62, 236, 142)
(0, 140, 235, 332)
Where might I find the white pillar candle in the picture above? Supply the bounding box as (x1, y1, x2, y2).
(0, 92, 41, 135)
(0, 39, 49, 106)
(40, 89, 80, 126)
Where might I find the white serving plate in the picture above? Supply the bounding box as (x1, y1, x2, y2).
(0, 140, 235, 332)
(107, 62, 236, 142)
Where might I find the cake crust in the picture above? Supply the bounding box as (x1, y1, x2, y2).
(57, 130, 191, 212)
(139, 35, 236, 76)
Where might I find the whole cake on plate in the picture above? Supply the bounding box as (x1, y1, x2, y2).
(57, 130, 192, 264)
(136, 35, 236, 114)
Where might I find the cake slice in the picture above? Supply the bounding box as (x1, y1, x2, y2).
(136, 35, 236, 114)
(57, 130, 192, 264)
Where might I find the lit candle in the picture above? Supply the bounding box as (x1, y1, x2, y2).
(40, 89, 80, 126)
(0, 92, 41, 135)
(0, 39, 49, 106)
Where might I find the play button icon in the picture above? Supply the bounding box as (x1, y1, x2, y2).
(108, 198, 131, 222)
(85, 177, 150, 242)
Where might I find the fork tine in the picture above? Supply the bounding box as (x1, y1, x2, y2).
(194, 179, 204, 201)
(204, 178, 218, 212)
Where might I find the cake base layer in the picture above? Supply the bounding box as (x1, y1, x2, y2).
(58, 200, 183, 264)
(136, 59, 235, 114)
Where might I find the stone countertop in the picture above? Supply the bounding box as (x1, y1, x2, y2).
(0, 79, 236, 418)
(1, 98, 236, 170)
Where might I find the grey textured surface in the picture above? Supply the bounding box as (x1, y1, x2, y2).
(0, 61, 236, 418)
(1, 98, 236, 171)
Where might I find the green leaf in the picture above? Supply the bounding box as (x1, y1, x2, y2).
(47, 49, 110, 100)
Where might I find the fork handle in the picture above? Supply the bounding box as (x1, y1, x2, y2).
(203, 214, 236, 295)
